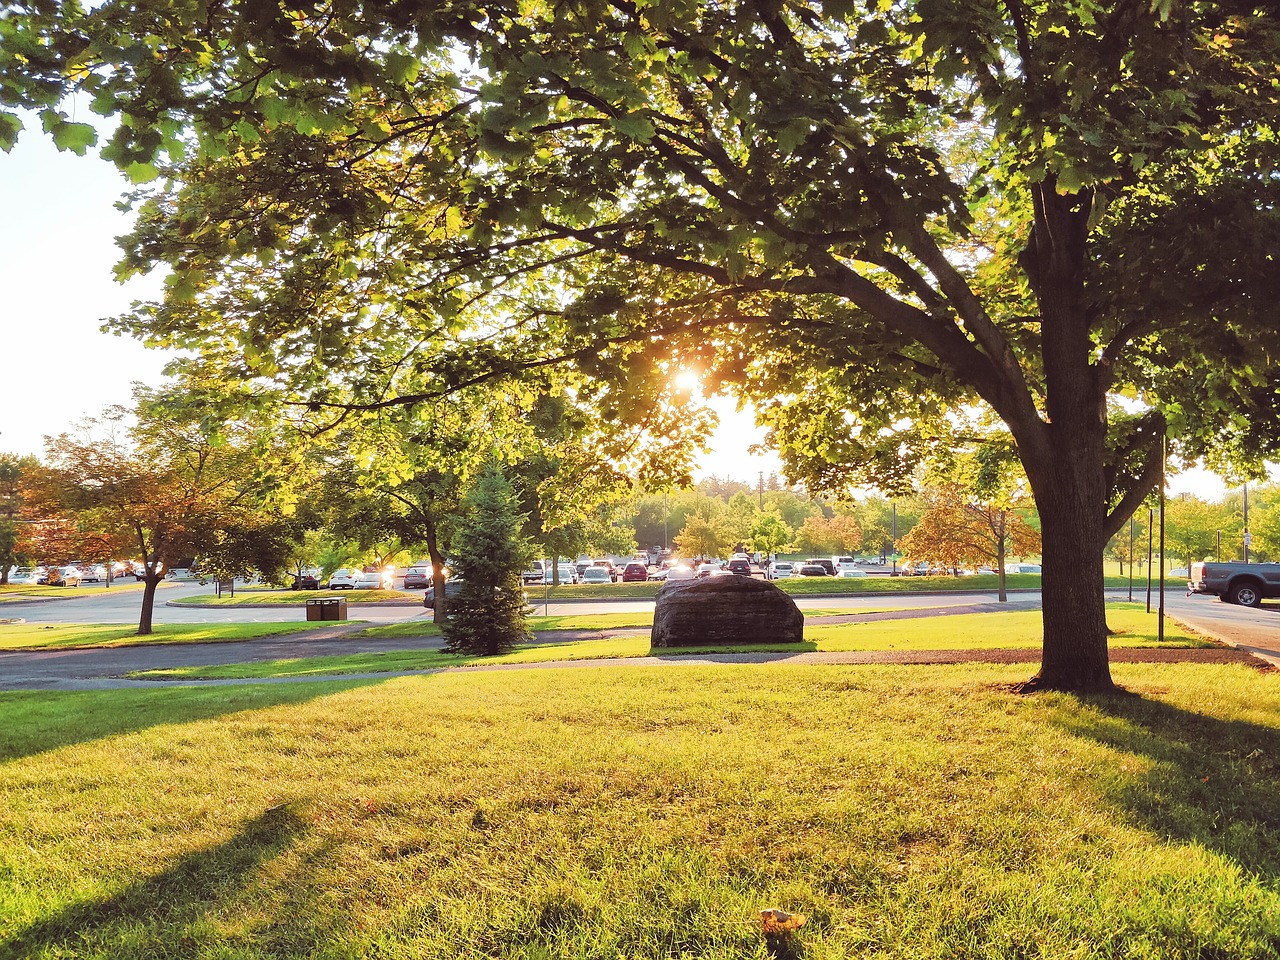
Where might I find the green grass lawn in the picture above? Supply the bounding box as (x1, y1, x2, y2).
(0, 622, 346, 651)
(2, 661, 1279, 959)
(0, 582, 145, 603)
(129, 606, 1211, 681)
(169, 589, 413, 605)
(355, 608, 918, 641)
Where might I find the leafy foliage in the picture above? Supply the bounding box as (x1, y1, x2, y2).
(7, 1, 1280, 688)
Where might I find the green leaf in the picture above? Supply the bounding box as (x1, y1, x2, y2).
(124, 161, 161, 184)
(612, 112, 655, 142)
(0, 111, 20, 152)
(48, 118, 98, 156)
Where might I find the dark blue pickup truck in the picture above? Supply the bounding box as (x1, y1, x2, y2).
(1189, 562, 1280, 607)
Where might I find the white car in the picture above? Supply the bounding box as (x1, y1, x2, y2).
(352, 570, 386, 589)
(581, 566, 612, 585)
(834, 560, 860, 575)
(769, 562, 795, 580)
(327, 568, 358, 589)
(665, 564, 697, 581)
(541, 564, 578, 584)
(6, 567, 40, 585)
(836, 568, 868, 578)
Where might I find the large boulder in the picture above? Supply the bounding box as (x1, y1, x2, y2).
(651, 575, 804, 647)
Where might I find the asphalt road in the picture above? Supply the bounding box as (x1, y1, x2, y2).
(4, 580, 1014, 624)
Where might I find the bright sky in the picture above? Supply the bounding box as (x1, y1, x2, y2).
(0, 122, 1257, 499)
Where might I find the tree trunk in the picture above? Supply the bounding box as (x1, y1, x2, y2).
(1007, 182, 1115, 693)
(996, 533, 1007, 603)
(424, 522, 447, 623)
(1030, 492, 1113, 691)
(138, 572, 162, 635)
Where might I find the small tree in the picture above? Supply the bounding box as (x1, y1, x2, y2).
(674, 514, 732, 560)
(748, 511, 793, 562)
(899, 484, 1042, 601)
(442, 465, 534, 656)
(0, 454, 37, 583)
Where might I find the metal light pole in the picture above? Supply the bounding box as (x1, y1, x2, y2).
(1244, 481, 1250, 564)
(1158, 433, 1166, 643)
(1152, 506, 1162, 611)
(1128, 515, 1135, 603)
(892, 501, 898, 575)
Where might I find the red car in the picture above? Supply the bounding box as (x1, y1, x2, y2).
(621, 561, 649, 582)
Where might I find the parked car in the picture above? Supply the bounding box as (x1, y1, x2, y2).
(1189, 561, 1280, 606)
(6, 567, 41, 585)
(403, 565, 433, 589)
(1005, 563, 1042, 575)
(836, 568, 868, 578)
(352, 570, 386, 589)
(581, 566, 612, 585)
(769, 561, 795, 580)
(832, 556, 857, 574)
(327, 568, 358, 589)
(695, 562, 721, 578)
(538, 563, 579, 584)
(621, 561, 649, 582)
(522, 561, 547, 584)
(665, 564, 696, 581)
(727, 557, 753, 576)
(291, 574, 320, 590)
(424, 579, 466, 605)
(798, 562, 830, 577)
(803, 558, 836, 576)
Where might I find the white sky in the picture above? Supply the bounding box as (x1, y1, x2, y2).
(0, 124, 1257, 499)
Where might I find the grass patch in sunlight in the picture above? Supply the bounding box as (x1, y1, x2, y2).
(0, 622, 339, 651)
(3, 663, 1280, 959)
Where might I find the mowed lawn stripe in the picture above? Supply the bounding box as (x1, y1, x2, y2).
(0, 663, 1277, 958)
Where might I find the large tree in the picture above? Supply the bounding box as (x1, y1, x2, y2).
(6, 2, 1280, 689)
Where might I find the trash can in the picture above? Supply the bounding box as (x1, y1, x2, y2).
(306, 597, 348, 621)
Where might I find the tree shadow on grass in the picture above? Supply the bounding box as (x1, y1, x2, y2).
(1056, 689, 1280, 876)
(0, 804, 332, 960)
(0, 679, 385, 764)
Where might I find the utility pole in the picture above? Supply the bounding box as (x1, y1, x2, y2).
(891, 501, 898, 575)
(1244, 481, 1251, 563)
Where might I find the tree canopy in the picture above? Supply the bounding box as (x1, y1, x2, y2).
(5, 1, 1280, 689)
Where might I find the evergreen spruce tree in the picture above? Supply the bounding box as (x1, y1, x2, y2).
(442, 464, 534, 656)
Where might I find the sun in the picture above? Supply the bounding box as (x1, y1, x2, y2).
(673, 369, 702, 392)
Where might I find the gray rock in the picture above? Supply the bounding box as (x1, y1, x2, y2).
(651, 575, 804, 647)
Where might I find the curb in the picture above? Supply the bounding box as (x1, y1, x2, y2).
(1166, 613, 1280, 671)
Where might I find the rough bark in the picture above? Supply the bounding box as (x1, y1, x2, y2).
(1009, 181, 1116, 692)
(138, 573, 162, 635)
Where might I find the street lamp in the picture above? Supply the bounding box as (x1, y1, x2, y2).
(891, 501, 897, 575)
(1244, 481, 1251, 564)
